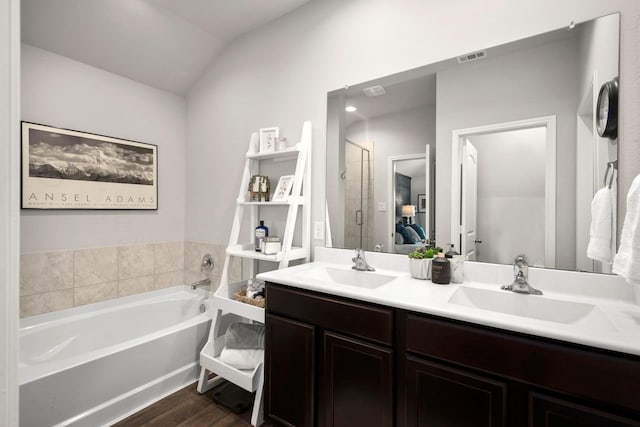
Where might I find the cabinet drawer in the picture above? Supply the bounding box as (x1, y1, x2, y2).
(266, 283, 394, 345)
(402, 311, 640, 415)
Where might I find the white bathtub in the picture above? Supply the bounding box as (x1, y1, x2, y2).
(19, 286, 212, 427)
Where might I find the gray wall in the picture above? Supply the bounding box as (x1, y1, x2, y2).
(185, 0, 640, 255)
(435, 35, 579, 269)
(21, 44, 187, 253)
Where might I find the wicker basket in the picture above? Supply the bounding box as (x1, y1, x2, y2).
(233, 290, 266, 308)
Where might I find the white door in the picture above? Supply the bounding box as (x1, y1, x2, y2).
(461, 140, 478, 260)
(424, 144, 431, 240)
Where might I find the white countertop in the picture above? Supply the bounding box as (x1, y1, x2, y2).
(257, 248, 640, 357)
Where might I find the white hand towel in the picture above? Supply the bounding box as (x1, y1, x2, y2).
(587, 187, 614, 263)
(613, 175, 640, 284)
(219, 347, 264, 370)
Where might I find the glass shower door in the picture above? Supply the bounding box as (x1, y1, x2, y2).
(344, 140, 371, 250)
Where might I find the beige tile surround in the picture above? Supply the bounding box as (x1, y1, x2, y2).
(20, 240, 241, 318)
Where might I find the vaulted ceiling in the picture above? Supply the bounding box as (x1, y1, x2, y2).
(21, 0, 312, 94)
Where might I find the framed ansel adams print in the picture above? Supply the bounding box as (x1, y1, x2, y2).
(21, 122, 158, 210)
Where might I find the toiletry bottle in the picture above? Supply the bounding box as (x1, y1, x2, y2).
(255, 220, 269, 252)
(445, 244, 459, 259)
(451, 255, 465, 283)
(431, 252, 451, 284)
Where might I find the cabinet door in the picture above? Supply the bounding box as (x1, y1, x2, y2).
(530, 392, 640, 427)
(321, 331, 393, 427)
(265, 313, 315, 427)
(404, 355, 507, 427)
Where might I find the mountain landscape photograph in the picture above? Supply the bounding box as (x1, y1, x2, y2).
(27, 128, 155, 186)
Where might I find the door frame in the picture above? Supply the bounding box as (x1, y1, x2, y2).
(0, 0, 20, 423)
(460, 139, 478, 260)
(387, 149, 429, 253)
(451, 116, 556, 268)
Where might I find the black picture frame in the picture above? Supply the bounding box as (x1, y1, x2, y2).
(21, 121, 158, 210)
(417, 194, 427, 213)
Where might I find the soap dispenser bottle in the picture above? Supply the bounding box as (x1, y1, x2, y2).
(445, 244, 459, 259)
(255, 220, 269, 252)
(431, 252, 451, 284)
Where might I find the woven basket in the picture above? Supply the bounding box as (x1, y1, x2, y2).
(233, 290, 266, 308)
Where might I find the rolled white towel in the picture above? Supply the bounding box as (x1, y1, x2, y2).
(587, 187, 614, 264)
(219, 347, 264, 370)
(613, 174, 640, 285)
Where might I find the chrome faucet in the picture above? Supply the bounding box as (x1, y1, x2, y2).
(501, 254, 542, 295)
(190, 278, 211, 291)
(352, 249, 375, 271)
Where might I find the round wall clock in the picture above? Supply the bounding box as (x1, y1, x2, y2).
(596, 76, 619, 139)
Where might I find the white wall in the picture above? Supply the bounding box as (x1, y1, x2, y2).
(345, 106, 435, 248)
(185, 0, 640, 257)
(469, 128, 546, 266)
(436, 35, 579, 269)
(0, 0, 20, 422)
(21, 44, 187, 253)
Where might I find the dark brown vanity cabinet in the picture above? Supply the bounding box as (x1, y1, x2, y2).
(265, 283, 394, 427)
(265, 282, 640, 427)
(400, 312, 640, 427)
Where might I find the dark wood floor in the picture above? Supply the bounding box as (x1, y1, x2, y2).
(113, 381, 261, 427)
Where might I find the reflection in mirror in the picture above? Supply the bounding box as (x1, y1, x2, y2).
(452, 117, 556, 268)
(326, 13, 620, 274)
(343, 139, 371, 250)
(390, 155, 429, 255)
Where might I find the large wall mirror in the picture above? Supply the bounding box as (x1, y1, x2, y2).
(326, 12, 620, 274)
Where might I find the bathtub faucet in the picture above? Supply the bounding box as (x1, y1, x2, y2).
(190, 278, 211, 291)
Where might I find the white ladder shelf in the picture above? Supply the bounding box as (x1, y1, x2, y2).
(197, 121, 311, 427)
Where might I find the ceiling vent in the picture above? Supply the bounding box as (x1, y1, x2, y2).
(362, 85, 386, 97)
(457, 50, 487, 64)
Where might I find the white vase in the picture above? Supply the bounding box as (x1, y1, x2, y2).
(409, 258, 432, 280)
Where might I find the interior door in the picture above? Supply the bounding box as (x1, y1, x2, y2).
(461, 139, 478, 260)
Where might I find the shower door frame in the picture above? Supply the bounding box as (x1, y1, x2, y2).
(344, 139, 372, 250)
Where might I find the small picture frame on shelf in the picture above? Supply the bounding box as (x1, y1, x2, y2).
(272, 175, 294, 201)
(259, 127, 279, 153)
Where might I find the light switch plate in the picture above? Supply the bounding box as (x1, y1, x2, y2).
(314, 221, 324, 240)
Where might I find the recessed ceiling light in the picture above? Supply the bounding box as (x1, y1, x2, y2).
(345, 105, 357, 112)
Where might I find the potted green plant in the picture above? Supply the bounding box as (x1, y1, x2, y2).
(408, 247, 435, 280)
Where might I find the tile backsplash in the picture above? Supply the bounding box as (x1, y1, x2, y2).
(20, 240, 241, 317)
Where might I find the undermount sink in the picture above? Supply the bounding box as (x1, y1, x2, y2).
(298, 265, 396, 289)
(448, 286, 604, 325)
